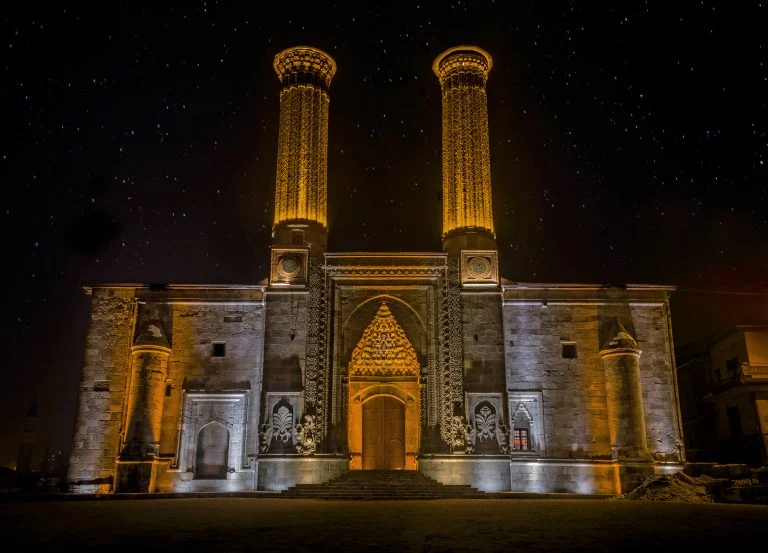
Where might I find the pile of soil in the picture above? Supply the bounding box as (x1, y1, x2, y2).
(616, 472, 712, 502)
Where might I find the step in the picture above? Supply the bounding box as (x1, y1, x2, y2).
(279, 470, 490, 500)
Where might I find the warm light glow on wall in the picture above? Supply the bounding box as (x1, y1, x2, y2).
(273, 46, 336, 229)
(433, 46, 495, 237)
(349, 303, 420, 376)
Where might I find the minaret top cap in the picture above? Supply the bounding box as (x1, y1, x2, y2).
(273, 46, 337, 87)
(600, 317, 640, 352)
(432, 45, 493, 82)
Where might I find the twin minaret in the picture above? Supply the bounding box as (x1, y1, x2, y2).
(271, 45, 497, 255)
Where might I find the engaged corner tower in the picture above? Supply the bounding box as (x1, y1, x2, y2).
(433, 46, 496, 255)
(272, 46, 336, 253)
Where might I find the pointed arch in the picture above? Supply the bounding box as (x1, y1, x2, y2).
(343, 294, 426, 336)
(195, 421, 229, 479)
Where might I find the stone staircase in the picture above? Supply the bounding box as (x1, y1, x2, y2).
(279, 470, 491, 500)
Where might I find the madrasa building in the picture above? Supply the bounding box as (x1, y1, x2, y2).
(67, 45, 685, 495)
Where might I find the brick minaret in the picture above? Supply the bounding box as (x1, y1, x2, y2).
(433, 46, 496, 253)
(272, 46, 336, 252)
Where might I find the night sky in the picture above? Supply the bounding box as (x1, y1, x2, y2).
(2, 2, 766, 469)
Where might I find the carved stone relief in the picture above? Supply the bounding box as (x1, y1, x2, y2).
(261, 392, 302, 454)
(443, 258, 464, 445)
(324, 254, 456, 452)
(460, 250, 499, 286)
(304, 255, 326, 439)
(348, 302, 420, 377)
(465, 392, 506, 454)
(270, 248, 309, 286)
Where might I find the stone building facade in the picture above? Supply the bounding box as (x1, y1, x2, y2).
(68, 45, 685, 494)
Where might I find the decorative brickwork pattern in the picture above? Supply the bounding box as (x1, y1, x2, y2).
(304, 255, 328, 439)
(433, 46, 494, 237)
(440, 258, 465, 444)
(273, 47, 335, 228)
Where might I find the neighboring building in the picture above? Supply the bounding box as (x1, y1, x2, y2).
(16, 399, 38, 476)
(67, 45, 685, 495)
(677, 326, 768, 467)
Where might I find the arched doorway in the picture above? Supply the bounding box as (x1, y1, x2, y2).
(363, 396, 405, 469)
(346, 302, 421, 470)
(195, 422, 229, 479)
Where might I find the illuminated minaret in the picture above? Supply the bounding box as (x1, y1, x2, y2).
(433, 46, 496, 253)
(272, 46, 336, 251)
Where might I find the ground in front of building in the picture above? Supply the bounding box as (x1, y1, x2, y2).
(2, 498, 766, 552)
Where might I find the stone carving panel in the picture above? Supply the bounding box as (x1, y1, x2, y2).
(460, 250, 499, 286)
(465, 393, 506, 454)
(348, 303, 420, 377)
(442, 259, 464, 444)
(270, 248, 309, 286)
(304, 255, 327, 438)
(261, 392, 302, 454)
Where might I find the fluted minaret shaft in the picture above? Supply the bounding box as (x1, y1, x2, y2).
(272, 47, 336, 242)
(433, 46, 495, 246)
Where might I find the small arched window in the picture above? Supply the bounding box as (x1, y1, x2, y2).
(513, 408, 531, 451)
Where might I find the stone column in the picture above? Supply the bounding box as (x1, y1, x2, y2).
(117, 344, 171, 492)
(272, 46, 336, 250)
(599, 322, 650, 460)
(433, 45, 496, 252)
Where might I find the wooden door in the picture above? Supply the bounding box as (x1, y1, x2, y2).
(362, 396, 405, 470)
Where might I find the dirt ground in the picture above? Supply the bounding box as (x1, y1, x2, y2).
(2, 498, 767, 552)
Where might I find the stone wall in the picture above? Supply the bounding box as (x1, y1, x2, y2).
(630, 302, 684, 461)
(262, 291, 309, 396)
(503, 302, 611, 458)
(420, 456, 510, 492)
(257, 456, 347, 491)
(508, 460, 618, 494)
(460, 290, 505, 394)
(68, 285, 267, 493)
(501, 285, 683, 463)
(160, 298, 265, 461)
(420, 457, 650, 494)
(68, 287, 136, 492)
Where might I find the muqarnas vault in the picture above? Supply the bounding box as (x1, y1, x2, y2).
(68, 45, 685, 494)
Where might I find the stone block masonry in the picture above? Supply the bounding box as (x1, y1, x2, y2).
(68, 285, 267, 493)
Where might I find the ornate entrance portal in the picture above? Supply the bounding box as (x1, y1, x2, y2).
(347, 303, 421, 470)
(363, 396, 405, 469)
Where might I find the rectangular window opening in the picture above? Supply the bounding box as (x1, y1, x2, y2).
(513, 429, 529, 451)
(212, 342, 226, 357)
(562, 343, 578, 359)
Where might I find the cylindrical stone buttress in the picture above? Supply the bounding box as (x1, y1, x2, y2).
(121, 345, 171, 459)
(433, 46, 495, 249)
(272, 46, 336, 247)
(600, 347, 650, 459)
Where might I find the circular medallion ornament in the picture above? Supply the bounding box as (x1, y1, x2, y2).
(467, 256, 492, 280)
(278, 255, 301, 278)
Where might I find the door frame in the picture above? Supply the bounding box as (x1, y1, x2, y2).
(347, 377, 420, 470)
